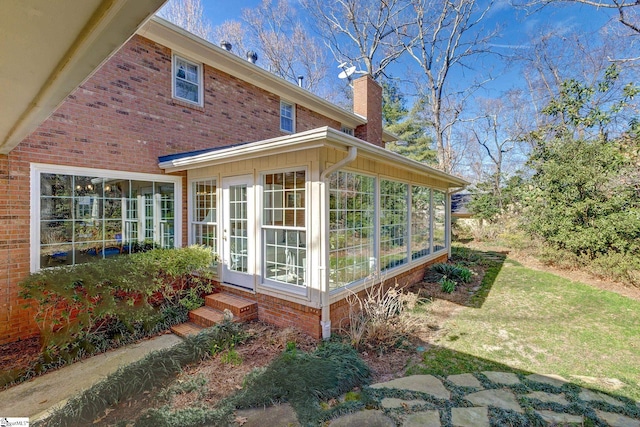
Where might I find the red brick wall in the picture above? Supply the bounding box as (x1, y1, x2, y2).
(220, 286, 323, 339)
(0, 35, 342, 345)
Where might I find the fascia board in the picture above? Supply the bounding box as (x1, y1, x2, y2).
(160, 126, 468, 188)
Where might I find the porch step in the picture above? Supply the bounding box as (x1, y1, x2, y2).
(171, 292, 259, 338)
(205, 293, 258, 321)
(171, 321, 203, 338)
(189, 306, 225, 328)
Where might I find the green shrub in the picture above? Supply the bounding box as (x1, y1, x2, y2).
(440, 277, 457, 293)
(431, 263, 472, 283)
(20, 246, 216, 355)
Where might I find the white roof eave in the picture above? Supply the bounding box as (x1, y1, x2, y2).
(159, 127, 469, 188)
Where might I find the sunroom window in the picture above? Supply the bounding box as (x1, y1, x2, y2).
(433, 190, 446, 251)
(37, 171, 177, 270)
(329, 171, 375, 290)
(411, 185, 431, 259)
(192, 179, 217, 252)
(263, 170, 306, 287)
(380, 180, 408, 271)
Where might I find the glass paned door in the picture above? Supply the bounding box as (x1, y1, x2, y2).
(222, 176, 254, 289)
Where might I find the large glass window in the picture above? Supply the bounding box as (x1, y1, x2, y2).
(192, 179, 217, 251)
(39, 173, 176, 269)
(329, 171, 375, 290)
(173, 54, 202, 105)
(433, 190, 446, 251)
(263, 171, 306, 287)
(380, 180, 408, 271)
(411, 185, 431, 259)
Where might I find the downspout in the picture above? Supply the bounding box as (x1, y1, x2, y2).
(318, 146, 357, 340)
(446, 187, 466, 259)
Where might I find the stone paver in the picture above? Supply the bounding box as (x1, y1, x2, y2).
(372, 375, 451, 400)
(535, 410, 583, 425)
(465, 389, 524, 413)
(526, 373, 569, 388)
(381, 398, 426, 409)
(447, 373, 483, 389)
(595, 410, 640, 427)
(329, 410, 396, 427)
(481, 371, 520, 386)
(402, 410, 441, 427)
(524, 391, 569, 405)
(451, 407, 490, 427)
(236, 403, 300, 427)
(579, 388, 625, 407)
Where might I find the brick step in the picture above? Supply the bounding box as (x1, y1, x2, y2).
(171, 322, 203, 338)
(189, 306, 225, 328)
(205, 292, 257, 321)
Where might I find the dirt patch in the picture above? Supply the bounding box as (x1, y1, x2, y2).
(0, 337, 40, 375)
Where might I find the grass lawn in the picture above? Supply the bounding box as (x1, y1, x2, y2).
(412, 256, 640, 402)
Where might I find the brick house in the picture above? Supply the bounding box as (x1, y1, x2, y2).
(0, 16, 467, 344)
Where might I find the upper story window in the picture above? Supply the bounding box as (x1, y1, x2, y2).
(341, 126, 354, 136)
(280, 100, 295, 133)
(173, 54, 202, 105)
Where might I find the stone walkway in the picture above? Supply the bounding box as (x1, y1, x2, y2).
(341, 372, 640, 427)
(241, 372, 640, 427)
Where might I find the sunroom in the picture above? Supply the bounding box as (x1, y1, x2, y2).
(159, 126, 467, 338)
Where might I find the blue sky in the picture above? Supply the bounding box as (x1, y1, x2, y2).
(196, 0, 616, 97)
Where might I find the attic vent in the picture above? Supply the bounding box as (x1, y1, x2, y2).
(220, 40, 232, 51)
(246, 51, 258, 64)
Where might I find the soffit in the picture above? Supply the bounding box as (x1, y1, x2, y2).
(0, 0, 167, 154)
(137, 17, 367, 130)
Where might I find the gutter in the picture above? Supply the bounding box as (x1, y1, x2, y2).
(318, 146, 357, 340)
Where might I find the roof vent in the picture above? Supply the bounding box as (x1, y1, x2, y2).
(220, 40, 232, 51)
(246, 51, 258, 64)
(297, 76, 304, 87)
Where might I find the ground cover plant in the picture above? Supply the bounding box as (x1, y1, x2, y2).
(34, 321, 246, 427)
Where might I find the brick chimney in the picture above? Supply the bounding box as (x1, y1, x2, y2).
(353, 74, 383, 148)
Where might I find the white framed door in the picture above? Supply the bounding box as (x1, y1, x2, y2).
(222, 175, 255, 290)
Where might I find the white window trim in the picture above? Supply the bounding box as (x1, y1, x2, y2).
(172, 53, 203, 107)
(340, 125, 354, 136)
(280, 100, 295, 133)
(259, 167, 309, 295)
(30, 163, 182, 272)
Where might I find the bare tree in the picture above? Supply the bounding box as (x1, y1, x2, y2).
(302, 0, 414, 80)
(157, 0, 213, 40)
(213, 0, 329, 93)
(515, 0, 640, 35)
(405, 0, 498, 173)
(468, 91, 530, 203)
(515, 25, 639, 143)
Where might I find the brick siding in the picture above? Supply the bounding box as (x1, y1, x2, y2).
(0, 35, 342, 344)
